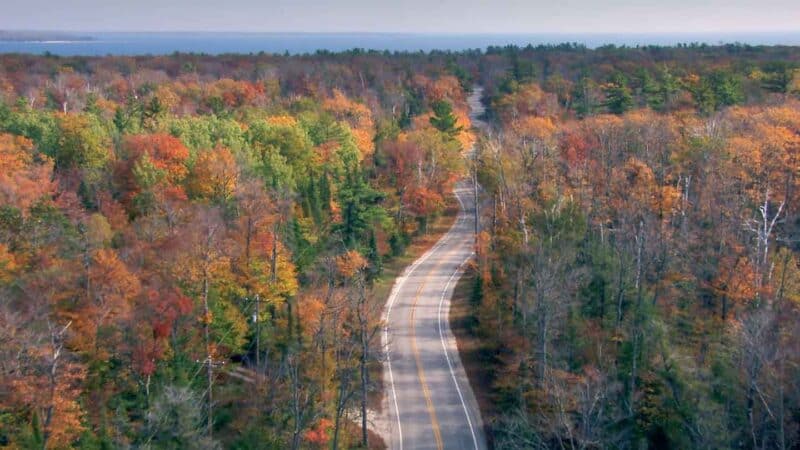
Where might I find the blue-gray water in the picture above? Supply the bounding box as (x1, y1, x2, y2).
(1, 32, 800, 56)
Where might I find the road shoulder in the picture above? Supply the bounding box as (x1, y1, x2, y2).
(370, 197, 459, 448)
(448, 265, 496, 449)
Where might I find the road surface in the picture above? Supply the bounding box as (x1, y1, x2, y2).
(382, 87, 488, 450)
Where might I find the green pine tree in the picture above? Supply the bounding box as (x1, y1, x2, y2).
(429, 100, 463, 136)
(603, 72, 634, 115)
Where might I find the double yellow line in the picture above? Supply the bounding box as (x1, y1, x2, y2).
(409, 235, 463, 450)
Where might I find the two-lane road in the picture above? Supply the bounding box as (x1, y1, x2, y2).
(383, 182, 487, 450)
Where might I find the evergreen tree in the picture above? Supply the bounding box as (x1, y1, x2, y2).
(572, 74, 598, 118)
(335, 162, 385, 248)
(762, 61, 796, 94)
(709, 69, 744, 107)
(366, 230, 382, 279)
(635, 69, 661, 109)
(142, 96, 166, 130)
(689, 77, 717, 114)
(603, 72, 634, 115)
(657, 65, 682, 111)
(509, 53, 537, 83)
(429, 100, 463, 137)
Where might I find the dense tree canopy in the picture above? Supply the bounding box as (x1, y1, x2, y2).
(469, 48, 800, 449)
(0, 48, 476, 449)
(0, 43, 799, 449)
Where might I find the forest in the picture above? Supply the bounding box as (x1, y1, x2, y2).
(0, 43, 798, 449)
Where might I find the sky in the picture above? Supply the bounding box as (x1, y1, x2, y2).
(1, 0, 799, 34)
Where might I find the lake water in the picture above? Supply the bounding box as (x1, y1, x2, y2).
(1, 32, 800, 56)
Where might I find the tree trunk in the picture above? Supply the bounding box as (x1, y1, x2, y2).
(615, 258, 626, 327)
(203, 268, 213, 437)
(474, 163, 480, 238)
(332, 396, 343, 450)
(271, 225, 279, 283)
(291, 359, 302, 450)
(359, 283, 370, 448)
(255, 294, 260, 369)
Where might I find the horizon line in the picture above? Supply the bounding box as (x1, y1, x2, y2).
(3, 29, 800, 35)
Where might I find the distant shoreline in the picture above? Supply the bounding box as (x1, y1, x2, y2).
(0, 30, 93, 42)
(1, 31, 799, 56)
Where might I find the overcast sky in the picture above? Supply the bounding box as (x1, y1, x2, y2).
(1, 0, 799, 33)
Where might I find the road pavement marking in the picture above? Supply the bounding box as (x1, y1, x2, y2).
(384, 187, 474, 450)
(409, 210, 472, 450)
(384, 221, 457, 450)
(410, 277, 444, 450)
(438, 252, 480, 450)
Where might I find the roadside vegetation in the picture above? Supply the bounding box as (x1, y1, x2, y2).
(469, 44, 800, 449)
(0, 52, 472, 448)
(0, 42, 799, 448)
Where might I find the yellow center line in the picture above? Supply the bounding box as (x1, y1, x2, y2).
(410, 240, 461, 450)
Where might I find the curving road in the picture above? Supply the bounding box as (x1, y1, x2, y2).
(382, 88, 488, 450)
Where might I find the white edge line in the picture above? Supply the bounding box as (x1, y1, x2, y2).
(383, 188, 469, 450)
(438, 252, 480, 450)
(437, 186, 482, 448)
(384, 232, 451, 450)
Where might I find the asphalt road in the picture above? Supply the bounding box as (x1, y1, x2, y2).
(383, 181, 487, 450)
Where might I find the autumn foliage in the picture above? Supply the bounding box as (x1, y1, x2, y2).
(470, 57, 800, 448)
(0, 49, 478, 448)
(0, 44, 799, 449)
